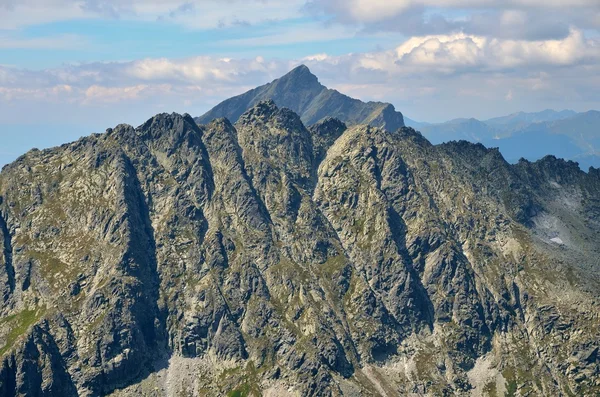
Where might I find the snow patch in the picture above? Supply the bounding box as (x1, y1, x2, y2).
(533, 212, 571, 248)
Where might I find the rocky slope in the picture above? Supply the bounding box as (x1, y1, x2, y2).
(195, 65, 405, 132)
(0, 100, 598, 396)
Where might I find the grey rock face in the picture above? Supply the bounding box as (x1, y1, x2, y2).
(0, 103, 599, 396)
(195, 65, 405, 132)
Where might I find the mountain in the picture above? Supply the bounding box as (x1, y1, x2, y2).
(414, 110, 600, 169)
(195, 65, 405, 132)
(403, 117, 430, 130)
(485, 109, 578, 131)
(0, 99, 599, 396)
(520, 110, 600, 146)
(417, 118, 501, 144)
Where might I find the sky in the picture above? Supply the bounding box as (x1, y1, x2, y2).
(1, 0, 600, 166)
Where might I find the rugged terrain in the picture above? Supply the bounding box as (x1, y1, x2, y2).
(195, 65, 405, 133)
(0, 98, 599, 396)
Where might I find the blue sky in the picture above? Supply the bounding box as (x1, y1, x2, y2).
(5, 17, 404, 69)
(1, 0, 600, 166)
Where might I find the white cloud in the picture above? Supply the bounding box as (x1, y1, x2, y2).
(306, 0, 600, 41)
(395, 34, 485, 67)
(217, 23, 355, 47)
(0, 0, 87, 30)
(388, 29, 599, 72)
(0, 84, 74, 101)
(123, 56, 285, 84)
(84, 84, 155, 103)
(0, 29, 597, 93)
(155, 0, 306, 30)
(0, 34, 85, 49)
(500, 10, 527, 25)
(487, 30, 590, 67)
(0, 0, 306, 29)
(302, 53, 329, 61)
(310, 0, 600, 25)
(1, 28, 600, 124)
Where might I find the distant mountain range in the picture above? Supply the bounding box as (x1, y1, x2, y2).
(196, 65, 405, 132)
(406, 110, 600, 170)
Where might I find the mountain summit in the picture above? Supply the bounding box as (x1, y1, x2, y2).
(195, 65, 405, 131)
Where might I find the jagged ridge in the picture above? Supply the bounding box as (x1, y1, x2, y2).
(0, 103, 598, 396)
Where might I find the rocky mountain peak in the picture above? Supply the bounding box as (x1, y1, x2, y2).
(195, 66, 405, 132)
(138, 112, 199, 137)
(206, 116, 235, 131)
(311, 116, 346, 130)
(237, 100, 307, 132)
(308, 117, 347, 164)
(238, 99, 279, 119)
(278, 64, 321, 87)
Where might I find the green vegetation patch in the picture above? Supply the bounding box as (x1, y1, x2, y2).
(502, 367, 518, 397)
(227, 384, 250, 397)
(0, 307, 45, 356)
(320, 254, 346, 278)
(482, 380, 498, 397)
(223, 362, 262, 397)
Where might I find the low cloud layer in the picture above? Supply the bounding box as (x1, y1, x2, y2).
(1, 28, 600, 125)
